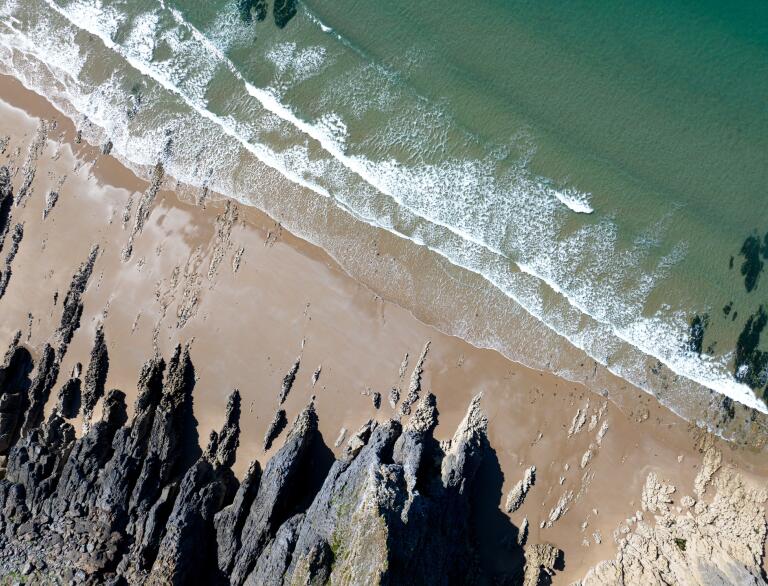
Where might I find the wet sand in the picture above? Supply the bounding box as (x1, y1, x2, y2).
(0, 74, 765, 582)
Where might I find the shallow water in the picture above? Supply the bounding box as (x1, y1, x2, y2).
(1, 0, 767, 418)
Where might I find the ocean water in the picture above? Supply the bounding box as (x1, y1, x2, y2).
(1, 0, 767, 422)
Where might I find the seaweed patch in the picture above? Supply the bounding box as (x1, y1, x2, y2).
(734, 305, 768, 396)
(739, 232, 764, 293)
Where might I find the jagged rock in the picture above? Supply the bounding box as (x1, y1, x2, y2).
(311, 365, 322, 387)
(43, 190, 59, 219)
(244, 513, 303, 585)
(123, 163, 164, 261)
(399, 341, 430, 417)
(278, 358, 300, 405)
(263, 409, 287, 451)
(0, 222, 23, 299)
(5, 411, 75, 509)
(147, 391, 240, 584)
(19, 344, 59, 437)
(0, 166, 14, 251)
(372, 391, 381, 409)
(230, 403, 320, 584)
(215, 459, 262, 575)
(518, 517, 529, 546)
(82, 326, 109, 424)
(545, 490, 574, 528)
(123, 345, 198, 576)
(505, 465, 536, 513)
(56, 377, 82, 419)
(95, 356, 165, 532)
(333, 427, 347, 448)
(568, 401, 589, 437)
(388, 386, 400, 409)
(55, 246, 99, 358)
(48, 390, 127, 517)
(0, 341, 33, 456)
(523, 543, 561, 586)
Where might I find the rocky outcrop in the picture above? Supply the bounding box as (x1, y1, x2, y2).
(0, 222, 24, 299)
(0, 335, 552, 584)
(263, 408, 287, 451)
(82, 326, 109, 424)
(55, 245, 99, 358)
(579, 457, 768, 586)
(278, 357, 300, 405)
(505, 465, 536, 513)
(0, 166, 14, 251)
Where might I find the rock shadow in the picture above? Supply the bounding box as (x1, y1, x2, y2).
(471, 438, 529, 583)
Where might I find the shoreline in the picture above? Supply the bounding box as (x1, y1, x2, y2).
(0, 73, 766, 582)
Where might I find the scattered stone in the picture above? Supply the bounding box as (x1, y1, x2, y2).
(278, 358, 300, 404)
(545, 491, 574, 528)
(333, 427, 347, 448)
(43, 190, 59, 219)
(371, 391, 381, 409)
(506, 465, 536, 513)
(123, 162, 164, 261)
(208, 201, 238, 281)
(399, 341, 430, 416)
(518, 517, 529, 546)
(568, 401, 589, 436)
(231, 246, 245, 274)
(388, 386, 400, 409)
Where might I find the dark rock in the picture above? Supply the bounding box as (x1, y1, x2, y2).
(263, 408, 287, 451)
(0, 340, 33, 456)
(215, 459, 262, 575)
(0, 223, 24, 299)
(82, 326, 109, 423)
(20, 344, 59, 437)
(0, 166, 14, 252)
(147, 391, 240, 584)
(56, 378, 82, 419)
(55, 246, 99, 359)
(278, 358, 300, 405)
(229, 403, 320, 584)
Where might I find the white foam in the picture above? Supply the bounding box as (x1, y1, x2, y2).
(552, 187, 594, 214)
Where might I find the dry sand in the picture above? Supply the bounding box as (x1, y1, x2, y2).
(0, 74, 765, 583)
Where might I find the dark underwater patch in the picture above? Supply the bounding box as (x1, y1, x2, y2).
(722, 301, 732, 317)
(274, 0, 297, 28)
(237, 0, 267, 24)
(739, 233, 764, 293)
(734, 305, 768, 395)
(687, 313, 708, 355)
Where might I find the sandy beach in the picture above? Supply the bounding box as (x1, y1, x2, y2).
(0, 73, 766, 583)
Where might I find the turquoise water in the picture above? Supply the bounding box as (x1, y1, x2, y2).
(1, 0, 767, 419)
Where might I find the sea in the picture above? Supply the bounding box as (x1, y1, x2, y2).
(1, 0, 767, 425)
